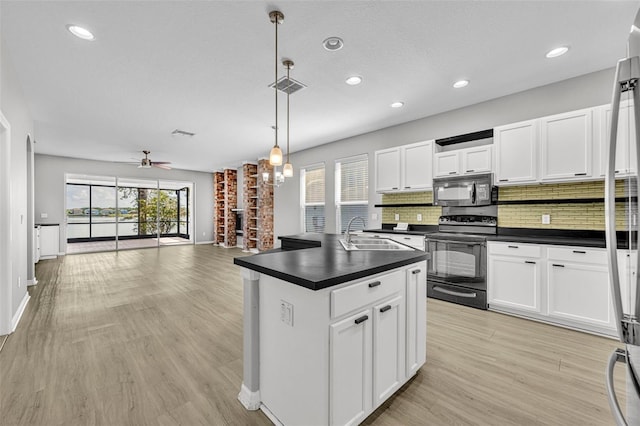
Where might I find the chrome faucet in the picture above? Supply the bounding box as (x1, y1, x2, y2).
(345, 216, 366, 245)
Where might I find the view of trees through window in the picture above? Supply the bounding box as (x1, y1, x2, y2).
(66, 183, 189, 241)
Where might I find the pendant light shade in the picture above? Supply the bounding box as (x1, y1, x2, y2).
(269, 145, 283, 166)
(283, 162, 293, 177)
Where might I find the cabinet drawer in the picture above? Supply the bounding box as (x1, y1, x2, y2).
(331, 269, 404, 319)
(547, 246, 607, 265)
(488, 242, 541, 258)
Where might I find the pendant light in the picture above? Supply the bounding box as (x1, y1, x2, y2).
(268, 10, 284, 166)
(282, 59, 294, 178)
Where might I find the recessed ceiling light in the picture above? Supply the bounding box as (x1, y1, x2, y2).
(66, 24, 95, 41)
(345, 76, 362, 85)
(453, 80, 469, 89)
(390, 102, 404, 108)
(323, 37, 344, 51)
(545, 46, 569, 58)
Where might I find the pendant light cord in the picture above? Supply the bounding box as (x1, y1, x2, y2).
(286, 64, 290, 163)
(274, 14, 279, 149)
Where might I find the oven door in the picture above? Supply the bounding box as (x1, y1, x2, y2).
(426, 238, 486, 290)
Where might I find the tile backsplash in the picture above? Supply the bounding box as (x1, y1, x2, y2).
(379, 180, 630, 230)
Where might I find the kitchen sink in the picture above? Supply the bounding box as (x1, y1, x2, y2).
(339, 238, 414, 251)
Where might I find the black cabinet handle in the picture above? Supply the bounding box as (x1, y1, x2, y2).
(525, 260, 536, 264)
(368, 281, 381, 288)
(574, 172, 587, 176)
(552, 264, 565, 268)
(572, 250, 586, 254)
(499, 179, 509, 182)
(615, 170, 621, 174)
(392, 187, 399, 190)
(380, 305, 392, 313)
(404, 237, 411, 240)
(466, 169, 475, 173)
(355, 315, 369, 324)
(404, 186, 411, 189)
(508, 245, 519, 249)
(412, 269, 421, 274)
(449, 171, 457, 175)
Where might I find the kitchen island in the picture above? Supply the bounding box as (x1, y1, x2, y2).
(234, 233, 428, 426)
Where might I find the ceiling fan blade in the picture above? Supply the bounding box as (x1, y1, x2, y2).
(152, 161, 171, 165)
(153, 163, 172, 170)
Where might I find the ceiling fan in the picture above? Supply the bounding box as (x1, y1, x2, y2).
(137, 150, 172, 170)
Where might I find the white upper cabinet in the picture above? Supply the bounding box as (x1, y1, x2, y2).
(375, 148, 401, 192)
(597, 100, 637, 177)
(402, 140, 433, 191)
(375, 140, 433, 193)
(434, 145, 492, 177)
(540, 108, 593, 181)
(494, 119, 538, 185)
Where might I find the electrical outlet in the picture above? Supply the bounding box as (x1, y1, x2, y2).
(417, 214, 423, 222)
(394, 213, 400, 221)
(371, 213, 378, 221)
(542, 214, 551, 225)
(40, 213, 48, 219)
(280, 300, 293, 326)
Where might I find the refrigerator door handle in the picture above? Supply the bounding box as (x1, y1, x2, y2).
(606, 348, 628, 426)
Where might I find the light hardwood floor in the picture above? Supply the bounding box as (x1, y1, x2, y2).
(0, 245, 627, 425)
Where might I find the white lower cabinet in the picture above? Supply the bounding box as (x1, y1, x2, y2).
(259, 261, 427, 426)
(488, 242, 618, 336)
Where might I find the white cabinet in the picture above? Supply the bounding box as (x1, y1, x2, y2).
(488, 242, 618, 336)
(434, 146, 492, 177)
(540, 108, 593, 181)
(39, 225, 60, 259)
(598, 100, 637, 177)
(375, 141, 433, 193)
(488, 242, 542, 314)
(494, 119, 538, 185)
(405, 265, 426, 377)
(402, 141, 433, 191)
(547, 247, 614, 332)
(34, 225, 41, 263)
(375, 148, 401, 192)
(258, 261, 427, 426)
(330, 308, 372, 426)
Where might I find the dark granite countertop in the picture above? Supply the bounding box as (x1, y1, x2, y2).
(233, 233, 428, 291)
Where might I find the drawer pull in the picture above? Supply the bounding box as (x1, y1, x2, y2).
(449, 171, 457, 175)
(380, 305, 392, 313)
(508, 245, 519, 249)
(368, 281, 381, 288)
(466, 169, 475, 173)
(354, 315, 369, 324)
(524, 261, 536, 264)
(499, 179, 509, 182)
(433, 286, 477, 298)
(552, 263, 565, 268)
(572, 250, 586, 254)
(574, 172, 587, 176)
(412, 269, 421, 274)
(404, 186, 411, 189)
(404, 237, 411, 240)
(392, 187, 399, 190)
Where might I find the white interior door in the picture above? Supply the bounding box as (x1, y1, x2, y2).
(0, 111, 12, 335)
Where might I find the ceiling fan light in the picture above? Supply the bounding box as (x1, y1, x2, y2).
(269, 145, 283, 166)
(66, 24, 95, 41)
(283, 162, 293, 177)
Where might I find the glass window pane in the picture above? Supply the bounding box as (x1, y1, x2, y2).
(304, 166, 325, 204)
(304, 206, 325, 233)
(179, 189, 188, 221)
(139, 189, 158, 236)
(66, 184, 90, 224)
(340, 158, 368, 202)
(91, 186, 117, 238)
(117, 187, 139, 236)
(67, 223, 90, 239)
(339, 205, 369, 233)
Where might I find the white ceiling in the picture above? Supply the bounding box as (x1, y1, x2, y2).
(2, 1, 639, 173)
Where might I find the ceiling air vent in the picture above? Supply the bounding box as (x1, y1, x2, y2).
(269, 76, 306, 95)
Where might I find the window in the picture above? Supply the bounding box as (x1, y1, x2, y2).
(335, 155, 368, 233)
(301, 164, 325, 232)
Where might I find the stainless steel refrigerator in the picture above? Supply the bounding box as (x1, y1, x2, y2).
(605, 7, 640, 425)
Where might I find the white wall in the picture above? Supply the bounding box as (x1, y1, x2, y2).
(1, 35, 34, 330)
(274, 68, 615, 242)
(34, 154, 214, 251)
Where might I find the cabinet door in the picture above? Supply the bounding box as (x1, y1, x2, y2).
(540, 109, 593, 181)
(599, 101, 637, 177)
(405, 265, 426, 377)
(375, 148, 401, 192)
(461, 146, 492, 175)
(402, 140, 433, 191)
(494, 120, 538, 184)
(547, 262, 614, 330)
(488, 256, 542, 313)
(40, 225, 60, 258)
(373, 295, 405, 407)
(433, 151, 460, 177)
(330, 309, 372, 426)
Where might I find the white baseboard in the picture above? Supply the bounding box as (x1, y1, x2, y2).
(196, 240, 214, 245)
(27, 277, 38, 286)
(260, 404, 284, 426)
(11, 293, 30, 332)
(237, 384, 261, 410)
